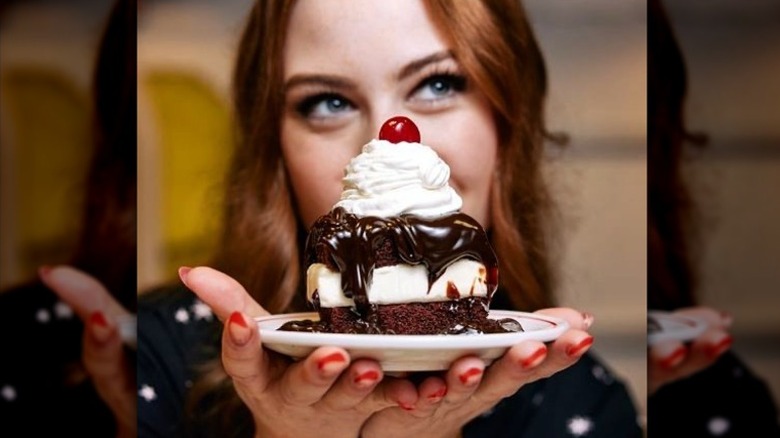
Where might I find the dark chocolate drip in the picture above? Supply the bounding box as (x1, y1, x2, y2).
(305, 207, 499, 319)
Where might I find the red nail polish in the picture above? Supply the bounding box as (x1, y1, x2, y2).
(228, 311, 248, 328)
(317, 352, 346, 371)
(706, 336, 733, 358)
(566, 336, 594, 357)
(659, 346, 687, 369)
(459, 367, 483, 385)
(178, 266, 192, 283)
(227, 312, 252, 345)
(428, 387, 447, 401)
(90, 311, 109, 328)
(520, 346, 548, 369)
(354, 370, 379, 385)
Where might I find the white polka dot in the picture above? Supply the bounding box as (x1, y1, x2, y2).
(532, 392, 545, 406)
(36, 309, 51, 323)
(174, 308, 190, 324)
(54, 301, 74, 319)
(191, 300, 213, 321)
(707, 416, 730, 436)
(567, 415, 594, 436)
(139, 384, 157, 402)
(1, 385, 17, 401)
(591, 365, 614, 385)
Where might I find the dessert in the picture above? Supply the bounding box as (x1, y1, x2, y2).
(280, 116, 520, 335)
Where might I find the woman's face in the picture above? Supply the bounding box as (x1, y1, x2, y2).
(281, 0, 498, 229)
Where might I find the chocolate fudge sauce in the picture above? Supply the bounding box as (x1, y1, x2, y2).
(278, 208, 518, 334)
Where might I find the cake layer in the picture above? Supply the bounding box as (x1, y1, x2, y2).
(307, 259, 488, 308)
(318, 297, 508, 334)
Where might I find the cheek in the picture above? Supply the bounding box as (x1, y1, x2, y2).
(433, 113, 497, 228)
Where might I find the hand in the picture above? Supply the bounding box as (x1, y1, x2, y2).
(648, 307, 732, 395)
(360, 308, 595, 438)
(179, 266, 418, 438)
(39, 266, 136, 438)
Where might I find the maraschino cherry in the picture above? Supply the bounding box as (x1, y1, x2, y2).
(378, 116, 420, 143)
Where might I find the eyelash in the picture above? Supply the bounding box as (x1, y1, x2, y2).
(292, 69, 468, 119)
(410, 71, 468, 103)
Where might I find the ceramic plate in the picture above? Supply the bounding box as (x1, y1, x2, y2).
(256, 310, 569, 372)
(647, 310, 708, 346)
(118, 314, 137, 349)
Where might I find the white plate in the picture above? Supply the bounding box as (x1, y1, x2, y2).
(256, 310, 569, 372)
(647, 310, 708, 346)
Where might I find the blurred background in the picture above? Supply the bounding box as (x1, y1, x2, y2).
(525, 0, 648, 423)
(663, 0, 780, 410)
(0, 0, 113, 289)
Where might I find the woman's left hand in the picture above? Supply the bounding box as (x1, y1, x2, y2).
(360, 308, 594, 438)
(40, 266, 137, 438)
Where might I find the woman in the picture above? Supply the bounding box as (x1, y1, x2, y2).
(647, 0, 780, 435)
(0, 0, 137, 436)
(136, 0, 641, 436)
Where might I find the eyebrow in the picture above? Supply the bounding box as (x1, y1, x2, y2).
(283, 51, 455, 93)
(284, 74, 357, 93)
(397, 50, 455, 81)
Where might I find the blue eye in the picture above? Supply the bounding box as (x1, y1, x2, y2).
(412, 74, 467, 102)
(297, 93, 354, 119)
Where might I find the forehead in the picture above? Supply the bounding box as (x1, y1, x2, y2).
(284, 0, 450, 78)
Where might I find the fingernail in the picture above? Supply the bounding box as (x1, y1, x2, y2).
(459, 367, 483, 385)
(178, 266, 192, 284)
(38, 265, 52, 277)
(89, 311, 113, 344)
(566, 336, 594, 357)
(582, 312, 595, 330)
(659, 346, 687, 369)
(520, 346, 548, 369)
(228, 311, 252, 346)
(706, 335, 733, 359)
(354, 370, 380, 387)
(317, 352, 347, 374)
(427, 387, 447, 402)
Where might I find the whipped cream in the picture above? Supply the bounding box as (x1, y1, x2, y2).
(334, 139, 462, 217)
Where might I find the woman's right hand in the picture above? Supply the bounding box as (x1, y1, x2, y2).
(179, 266, 418, 438)
(648, 307, 733, 395)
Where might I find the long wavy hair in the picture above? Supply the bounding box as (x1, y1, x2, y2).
(187, 0, 558, 434)
(648, 0, 706, 310)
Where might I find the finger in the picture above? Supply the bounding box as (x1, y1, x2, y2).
(535, 307, 594, 331)
(476, 340, 548, 401)
(39, 265, 128, 320)
(443, 356, 486, 405)
(181, 266, 268, 320)
(526, 329, 593, 382)
(404, 375, 448, 417)
(222, 311, 272, 394)
(316, 359, 384, 410)
(675, 328, 732, 378)
(361, 374, 418, 413)
(83, 311, 136, 428)
(649, 339, 687, 370)
(272, 346, 351, 406)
